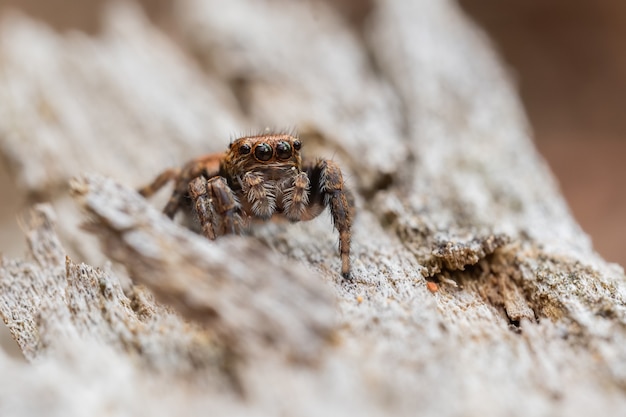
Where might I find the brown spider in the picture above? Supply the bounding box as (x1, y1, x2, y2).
(139, 133, 355, 279)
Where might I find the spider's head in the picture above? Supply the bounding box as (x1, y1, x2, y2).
(225, 134, 303, 178)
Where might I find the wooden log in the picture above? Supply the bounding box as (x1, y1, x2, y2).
(0, 1, 624, 415)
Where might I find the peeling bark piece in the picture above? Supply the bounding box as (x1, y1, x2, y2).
(500, 276, 535, 323)
(429, 233, 511, 274)
(71, 173, 336, 363)
(379, 196, 510, 276)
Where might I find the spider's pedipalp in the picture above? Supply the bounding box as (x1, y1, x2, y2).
(241, 172, 276, 219)
(283, 171, 310, 222)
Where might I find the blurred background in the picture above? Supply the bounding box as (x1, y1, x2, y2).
(0, 0, 624, 267)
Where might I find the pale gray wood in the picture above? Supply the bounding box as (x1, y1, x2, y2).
(0, 1, 625, 416)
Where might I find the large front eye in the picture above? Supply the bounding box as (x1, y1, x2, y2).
(254, 143, 273, 161)
(276, 141, 292, 159)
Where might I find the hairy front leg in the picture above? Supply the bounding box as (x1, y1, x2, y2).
(188, 176, 244, 239)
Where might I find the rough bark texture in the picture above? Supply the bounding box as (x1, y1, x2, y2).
(0, 1, 625, 416)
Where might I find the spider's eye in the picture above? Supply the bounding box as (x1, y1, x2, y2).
(276, 141, 292, 159)
(254, 143, 273, 161)
(239, 144, 251, 154)
(293, 140, 302, 151)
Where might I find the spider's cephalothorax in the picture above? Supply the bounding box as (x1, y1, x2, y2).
(139, 134, 355, 279)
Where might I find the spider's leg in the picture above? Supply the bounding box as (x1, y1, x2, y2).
(304, 159, 355, 279)
(138, 168, 180, 198)
(162, 180, 188, 218)
(162, 157, 219, 219)
(137, 167, 187, 219)
(188, 176, 244, 239)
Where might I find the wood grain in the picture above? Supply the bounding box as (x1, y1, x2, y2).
(0, 1, 624, 415)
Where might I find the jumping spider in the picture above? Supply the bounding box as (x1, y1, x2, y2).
(139, 133, 355, 279)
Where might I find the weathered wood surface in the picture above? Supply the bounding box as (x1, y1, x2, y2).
(0, 1, 625, 416)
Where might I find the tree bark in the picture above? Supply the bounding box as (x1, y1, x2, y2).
(0, 1, 625, 416)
